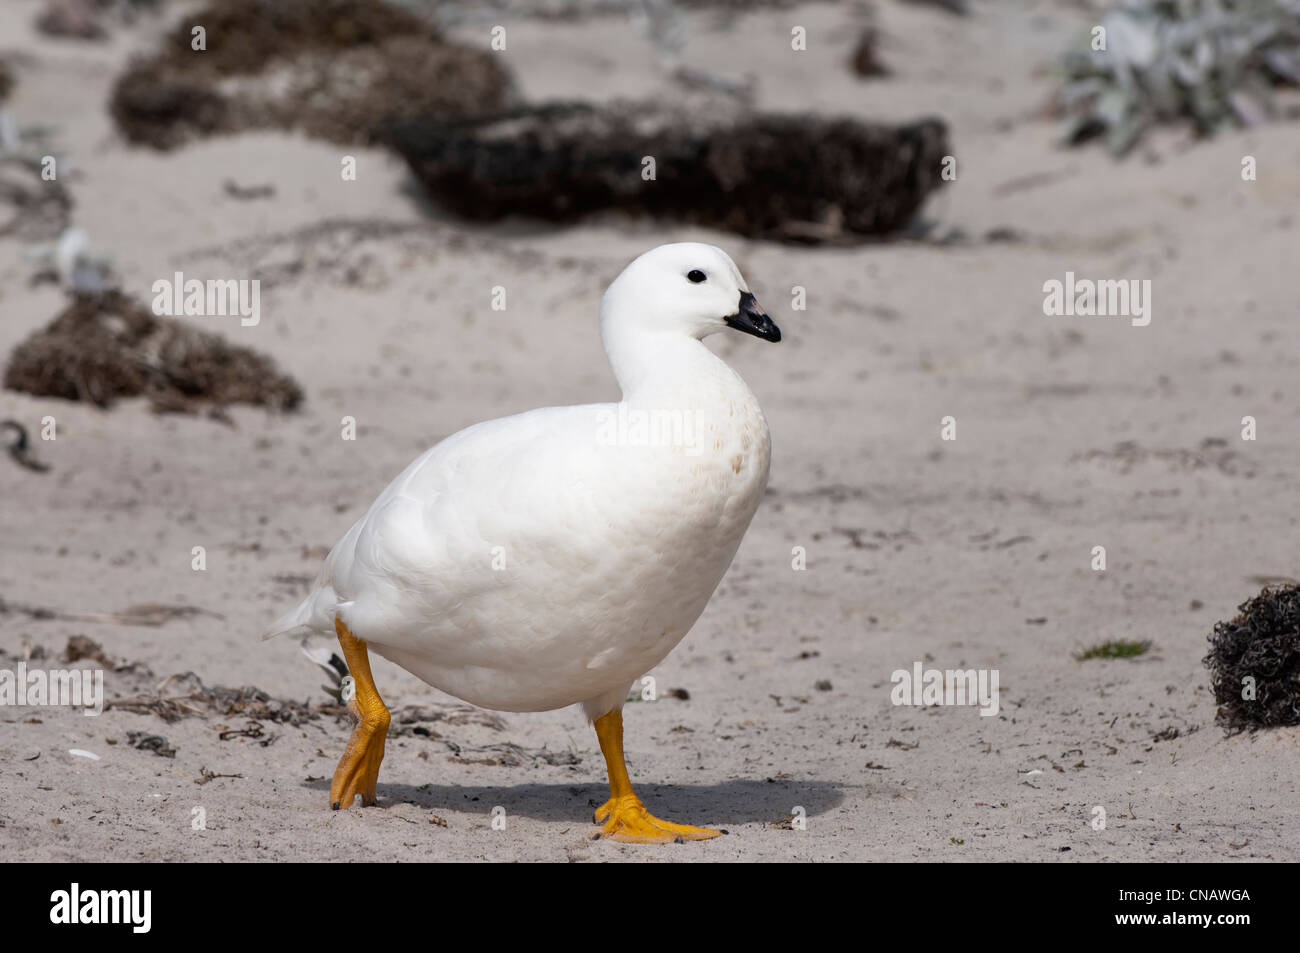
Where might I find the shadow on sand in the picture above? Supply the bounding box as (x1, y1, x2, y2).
(305, 777, 851, 827)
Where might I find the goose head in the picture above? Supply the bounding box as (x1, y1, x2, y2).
(600, 243, 781, 346)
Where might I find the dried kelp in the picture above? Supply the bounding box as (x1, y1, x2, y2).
(443, 741, 580, 767)
(107, 670, 507, 737)
(108, 672, 331, 725)
(384, 102, 950, 242)
(110, 0, 514, 150)
(1204, 584, 1300, 731)
(127, 730, 177, 758)
(4, 290, 302, 412)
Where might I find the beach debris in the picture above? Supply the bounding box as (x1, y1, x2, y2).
(110, 0, 514, 150)
(1247, 574, 1300, 586)
(443, 741, 580, 767)
(850, 26, 890, 78)
(2, 420, 50, 472)
(195, 766, 242, 785)
(1205, 584, 1300, 732)
(898, 0, 969, 14)
(0, 160, 73, 242)
(4, 290, 303, 412)
(0, 598, 216, 629)
(126, 731, 177, 758)
(1055, 0, 1300, 155)
(222, 179, 275, 201)
(183, 218, 441, 290)
(217, 720, 275, 746)
(106, 669, 506, 739)
(1072, 439, 1256, 477)
(0, 599, 219, 628)
(384, 102, 950, 241)
(37, 0, 162, 36)
(391, 703, 506, 734)
(110, 672, 325, 725)
(63, 635, 114, 666)
(68, 749, 101, 760)
(431, 0, 831, 18)
(35, 0, 110, 41)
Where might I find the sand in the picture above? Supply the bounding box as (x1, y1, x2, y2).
(2, 0, 1298, 862)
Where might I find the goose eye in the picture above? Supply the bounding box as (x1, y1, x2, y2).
(687, 270, 707, 283)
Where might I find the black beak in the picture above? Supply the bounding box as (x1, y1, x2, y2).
(725, 291, 781, 343)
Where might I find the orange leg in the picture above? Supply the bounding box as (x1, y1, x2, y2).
(330, 618, 390, 810)
(591, 707, 720, 843)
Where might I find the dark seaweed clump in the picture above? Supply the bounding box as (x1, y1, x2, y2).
(384, 102, 950, 242)
(110, 0, 514, 150)
(4, 290, 302, 412)
(1204, 585, 1300, 732)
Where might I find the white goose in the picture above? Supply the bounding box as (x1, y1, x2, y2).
(264, 243, 781, 842)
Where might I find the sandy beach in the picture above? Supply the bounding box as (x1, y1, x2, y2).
(2, 0, 1298, 862)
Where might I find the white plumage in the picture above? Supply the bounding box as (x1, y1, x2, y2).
(265, 243, 778, 722)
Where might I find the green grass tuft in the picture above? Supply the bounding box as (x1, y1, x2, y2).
(1074, 639, 1152, 661)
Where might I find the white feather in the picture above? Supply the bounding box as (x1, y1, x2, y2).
(266, 243, 775, 721)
